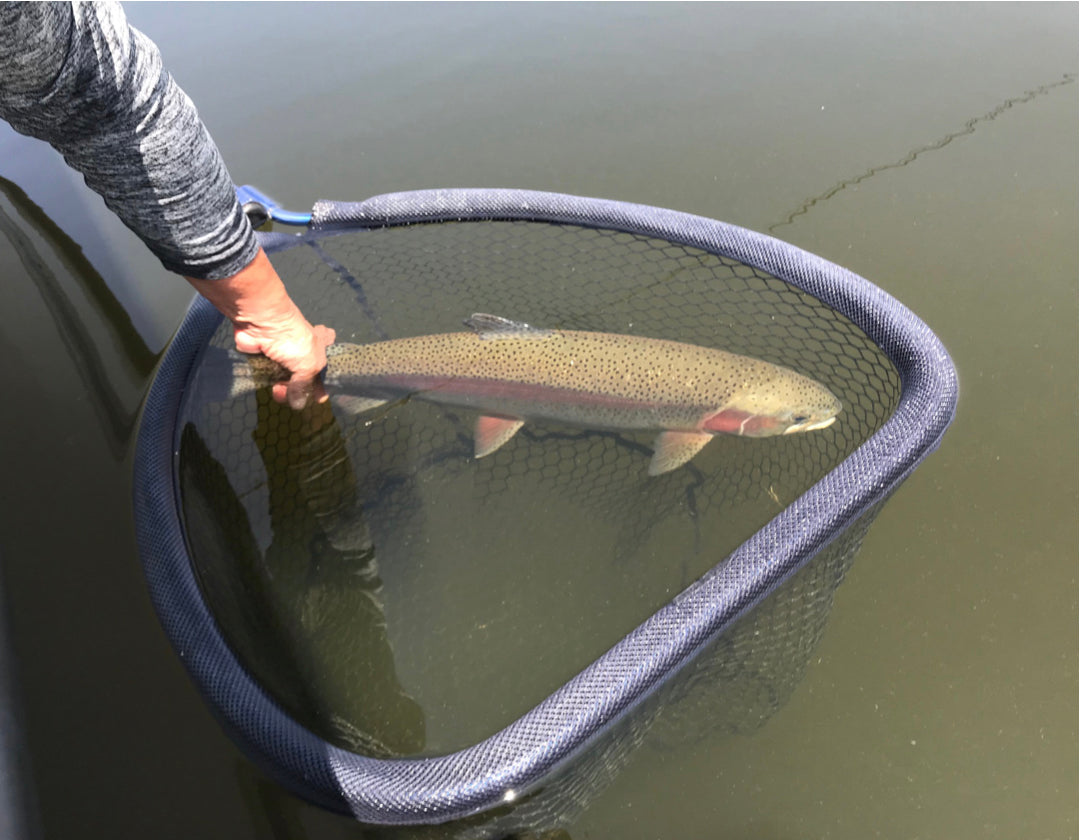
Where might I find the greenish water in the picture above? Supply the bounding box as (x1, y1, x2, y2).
(0, 3, 1075, 838)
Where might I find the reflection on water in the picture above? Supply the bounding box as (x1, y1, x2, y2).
(0, 176, 154, 453)
(182, 392, 425, 757)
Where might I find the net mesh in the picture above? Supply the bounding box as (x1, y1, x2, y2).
(134, 189, 955, 830)
(179, 221, 899, 761)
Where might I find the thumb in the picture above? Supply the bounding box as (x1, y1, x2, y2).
(233, 328, 265, 355)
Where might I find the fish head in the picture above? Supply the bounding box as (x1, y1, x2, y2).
(702, 370, 842, 438)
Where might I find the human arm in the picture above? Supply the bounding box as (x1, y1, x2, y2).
(0, 1, 332, 404)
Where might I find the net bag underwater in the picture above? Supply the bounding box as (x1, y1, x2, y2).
(133, 188, 957, 829)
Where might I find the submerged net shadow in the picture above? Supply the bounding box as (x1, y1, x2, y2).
(135, 189, 955, 832)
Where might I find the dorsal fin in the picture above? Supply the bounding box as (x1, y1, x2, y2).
(463, 313, 556, 340)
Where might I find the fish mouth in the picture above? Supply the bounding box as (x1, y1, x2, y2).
(782, 415, 837, 434)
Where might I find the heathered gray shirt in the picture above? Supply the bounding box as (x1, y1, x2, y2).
(0, 1, 258, 280)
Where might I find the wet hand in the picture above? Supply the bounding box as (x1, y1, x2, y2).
(186, 247, 336, 410)
(234, 317, 336, 409)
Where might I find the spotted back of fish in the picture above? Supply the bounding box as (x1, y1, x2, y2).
(325, 315, 840, 434)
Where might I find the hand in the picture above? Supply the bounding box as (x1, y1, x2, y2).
(234, 316, 336, 410)
(186, 248, 336, 409)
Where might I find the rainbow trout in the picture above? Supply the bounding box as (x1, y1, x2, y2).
(238, 314, 841, 476)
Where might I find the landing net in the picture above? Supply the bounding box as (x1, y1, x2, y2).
(133, 189, 956, 830)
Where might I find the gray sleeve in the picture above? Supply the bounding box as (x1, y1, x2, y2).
(0, 1, 259, 280)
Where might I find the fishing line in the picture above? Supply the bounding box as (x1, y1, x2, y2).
(768, 72, 1077, 234)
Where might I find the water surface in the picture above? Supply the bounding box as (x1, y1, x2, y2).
(0, 3, 1074, 838)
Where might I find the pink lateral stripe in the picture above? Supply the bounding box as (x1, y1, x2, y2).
(702, 409, 783, 435)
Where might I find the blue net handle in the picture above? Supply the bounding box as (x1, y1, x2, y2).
(235, 184, 313, 226)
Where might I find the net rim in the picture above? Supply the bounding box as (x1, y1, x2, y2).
(133, 187, 957, 824)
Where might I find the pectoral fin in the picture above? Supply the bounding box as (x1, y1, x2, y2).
(331, 394, 390, 415)
(474, 416, 526, 458)
(648, 431, 714, 476)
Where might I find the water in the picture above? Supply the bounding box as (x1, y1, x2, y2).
(0, 3, 1075, 838)
(176, 221, 897, 763)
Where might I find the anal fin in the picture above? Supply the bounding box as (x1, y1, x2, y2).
(475, 416, 525, 458)
(648, 431, 714, 476)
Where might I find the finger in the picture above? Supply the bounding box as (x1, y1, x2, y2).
(233, 328, 264, 355)
(273, 376, 327, 409)
(286, 376, 315, 411)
